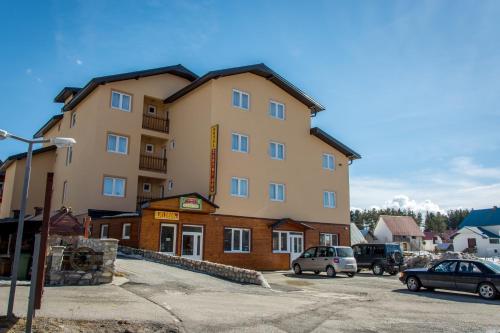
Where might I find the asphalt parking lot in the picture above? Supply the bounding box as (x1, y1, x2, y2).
(2, 258, 499, 333)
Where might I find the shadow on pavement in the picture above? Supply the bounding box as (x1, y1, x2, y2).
(393, 288, 500, 305)
(283, 273, 349, 279)
(0, 315, 20, 333)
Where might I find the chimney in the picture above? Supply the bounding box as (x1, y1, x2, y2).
(34, 207, 43, 216)
(12, 210, 20, 219)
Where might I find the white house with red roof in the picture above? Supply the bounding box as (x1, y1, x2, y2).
(373, 215, 424, 251)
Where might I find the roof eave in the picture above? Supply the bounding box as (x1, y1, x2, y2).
(310, 127, 361, 160)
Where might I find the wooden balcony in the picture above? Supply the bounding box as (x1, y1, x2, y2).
(139, 155, 167, 173)
(142, 114, 169, 133)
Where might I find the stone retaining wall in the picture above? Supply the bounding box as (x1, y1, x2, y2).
(118, 246, 270, 288)
(47, 238, 118, 286)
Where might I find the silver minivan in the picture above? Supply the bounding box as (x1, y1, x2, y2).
(292, 246, 357, 277)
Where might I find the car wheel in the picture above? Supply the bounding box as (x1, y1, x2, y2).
(293, 264, 302, 275)
(346, 272, 355, 278)
(478, 282, 498, 300)
(372, 263, 384, 276)
(326, 266, 336, 278)
(314, 270, 320, 275)
(406, 276, 421, 292)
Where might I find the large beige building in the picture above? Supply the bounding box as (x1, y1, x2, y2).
(0, 63, 360, 269)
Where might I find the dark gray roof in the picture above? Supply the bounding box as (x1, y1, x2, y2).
(164, 63, 325, 113)
(310, 127, 361, 160)
(61, 65, 198, 112)
(33, 114, 64, 138)
(54, 87, 81, 103)
(0, 145, 57, 172)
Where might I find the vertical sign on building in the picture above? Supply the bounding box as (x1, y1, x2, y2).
(209, 125, 219, 197)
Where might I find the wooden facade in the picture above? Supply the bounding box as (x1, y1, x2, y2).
(91, 194, 350, 271)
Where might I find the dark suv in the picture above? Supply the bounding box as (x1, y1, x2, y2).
(352, 243, 404, 275)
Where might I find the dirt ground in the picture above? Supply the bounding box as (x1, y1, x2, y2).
(0, 316, 178, 333)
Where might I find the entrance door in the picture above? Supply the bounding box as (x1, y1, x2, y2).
(182, 225, 203, 260)
(159, 224, 176, 255)
(289, 233, 304, 264)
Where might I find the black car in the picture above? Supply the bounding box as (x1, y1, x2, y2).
(352, 243, 404, 275)
(400, 259, 500, 300)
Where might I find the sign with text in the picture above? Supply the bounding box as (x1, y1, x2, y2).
(209, 124, 219, 195)
(154, 211, 180, 220)
(180, 197, 202, 210)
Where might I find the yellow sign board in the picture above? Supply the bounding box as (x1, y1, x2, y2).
(209, 125, 219, 195)
(154, 211, 180, 220)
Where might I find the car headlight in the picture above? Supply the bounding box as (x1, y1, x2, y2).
(399, 272, 404, 278)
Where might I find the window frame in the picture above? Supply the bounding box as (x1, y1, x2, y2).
(224, 227, 251, 253)
(100, 224, 109, 239)
(490, 238, 499, 244)
(231, 132, 249, 153)
(122, 223, 131, 240)
(107, 134, 129, 155)
(232, 89, 250, 110)
(111, 90, 132, 112)
(230, 177, 249, 198)
(322, 153, 335, 170)
(269, 100, 286, 120)
(145, 143, 155, 154)
(269, 183, 285, 202)
(319, 233, 339, 246)
(323, 191, 336, 208)
(269, 141, 285, 160)
(61, 180, 68, 205)
(70, 112, 77, 128)
(65, 146, 73, 166)
(103, 176, 126, 197)
(147, 104, 157, 115)
(272, 231, 289, 253)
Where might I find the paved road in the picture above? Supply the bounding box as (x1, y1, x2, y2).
(2, 257, 499, 332)
(116, 257, 500, 332)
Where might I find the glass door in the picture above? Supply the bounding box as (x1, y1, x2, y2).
(181, 225, 203, 260)
(160, 224, 177, 255)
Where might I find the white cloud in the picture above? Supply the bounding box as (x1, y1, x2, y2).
(351, 156, 500, 211)
(76, 59, 83, 65)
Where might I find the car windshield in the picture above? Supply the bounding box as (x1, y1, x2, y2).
(482, 260, 500, 273)
(386, 244, 402, 254)
(336, 247, 354, 257)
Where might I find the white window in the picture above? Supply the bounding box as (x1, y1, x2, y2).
(169, 140, 175, 150)
(323, 191, 336, 208)
(145, 144, 154, 154)
(232, 89, 249, 110)
(231, 177, 248, 197)
(70, 112, 77, 128)
(143, 183, 151, 193)
(231, 133, 249, 153)
(168, 180, 174, 191)
(224, 228, 251, 253)
(122, 223, 131, 240)
(269, 101, 285, 120)
(320, 233, 338, 246)
(322, 153, 335, 170)
(107, 134, 128, 154)
(269, 141, 285, 160)
(103, 177, 126, 197)
(111, 91, 131, 112)
(272, 231, 289, 252)
(100, 224, 109, 239)
(490, 239, 499, 244)
(62, 181, 68, 204)
(147, 104, 156, 115)
(65, 147, 73, 165)
(269, 183, 285, 202)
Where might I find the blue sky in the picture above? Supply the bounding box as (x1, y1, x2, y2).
(1, 0, 499, 211)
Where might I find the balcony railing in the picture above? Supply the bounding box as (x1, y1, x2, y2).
(139, 154, 167, 173)
(137, 195, 163, 206)
(142, 114, 169, 133)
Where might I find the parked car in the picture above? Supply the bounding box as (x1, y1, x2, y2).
(399, 259, 500, 300)
(352, 243, 404, 275)
(292, 246, 357, 277)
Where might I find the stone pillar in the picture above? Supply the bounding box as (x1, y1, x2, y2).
(50, 246, 65, 272)
(101, 239, 119, 272)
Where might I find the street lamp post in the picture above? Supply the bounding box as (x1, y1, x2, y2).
(0, 129, 75, 319)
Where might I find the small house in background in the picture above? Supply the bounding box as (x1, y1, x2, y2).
(453, 207, 500, 257)
(350, 223, 367, 245)
(373, 215, 424, 251)
(422, 231, 443, 252)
